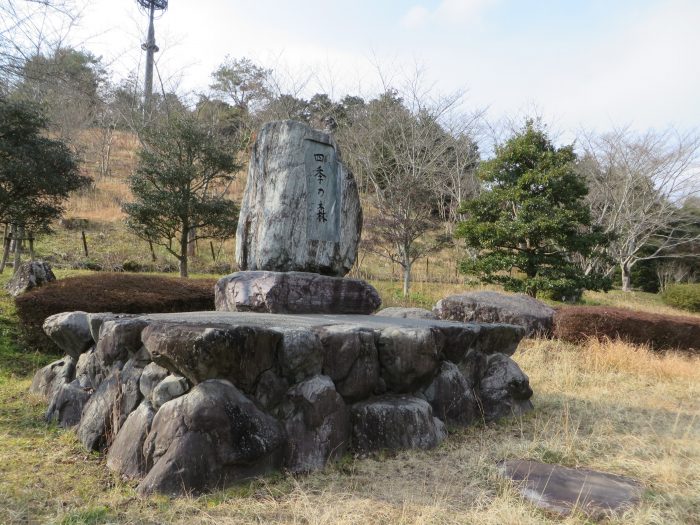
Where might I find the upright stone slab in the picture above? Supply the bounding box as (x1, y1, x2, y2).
(236, 120, 362, 277)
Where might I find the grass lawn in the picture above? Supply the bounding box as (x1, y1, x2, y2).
(0, 271, 698, 524)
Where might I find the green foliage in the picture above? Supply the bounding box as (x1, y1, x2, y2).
(0, 97, 89, 231)
(456, 120, 611, 298)
(209, 56, 271, 112)
(661, 283, 700, 313)
(14, 47, 106, 137)
(123, 109, 241, 277)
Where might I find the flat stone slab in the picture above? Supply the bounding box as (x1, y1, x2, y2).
(498, 460, 643, 518)
(139, 312, 526, 397)
(215, 271, 381, 314)
(434, 291, 555, 336)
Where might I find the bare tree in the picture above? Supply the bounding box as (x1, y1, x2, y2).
(0, 0, 81, 88)
(341, 83, 478, 296)
(578, 128, 700, 291)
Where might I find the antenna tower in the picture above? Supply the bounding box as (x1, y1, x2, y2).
(137, 0, 168, 114)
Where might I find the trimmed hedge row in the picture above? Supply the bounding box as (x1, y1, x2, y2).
(661, 283, 700, 313)
(15, 273, 216, 353)
(553, 306, 700, 352)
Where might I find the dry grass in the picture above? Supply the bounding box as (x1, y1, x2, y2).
(1, 335, 698, 524)
(583, 289, 700, 319)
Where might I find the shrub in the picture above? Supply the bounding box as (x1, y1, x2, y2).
(661, 283, 700, 313)
(553, 306, 699, 352)
(15, 273, 216, 353)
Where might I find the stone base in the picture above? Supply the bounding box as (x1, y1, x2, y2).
(215, 271, 382, 315)
(33, 310, 533, 496)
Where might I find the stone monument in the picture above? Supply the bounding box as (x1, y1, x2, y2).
(219, 120, 379, 314)
(28, 120, 535, 497)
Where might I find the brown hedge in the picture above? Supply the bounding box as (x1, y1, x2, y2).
(15, 273, 216, 353)
(553, 306, 700, 352)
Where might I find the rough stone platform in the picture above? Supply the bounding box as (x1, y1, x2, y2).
(32, 310, 533, 496)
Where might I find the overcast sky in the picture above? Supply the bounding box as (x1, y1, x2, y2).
(71, 0, 699, 139)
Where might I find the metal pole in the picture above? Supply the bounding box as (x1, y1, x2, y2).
(143, 3, 158, 115)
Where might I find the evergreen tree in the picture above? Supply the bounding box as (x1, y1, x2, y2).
(0, 97, 89, 270)
(455, 120, 610, 299)
(123, 110, 241, 277)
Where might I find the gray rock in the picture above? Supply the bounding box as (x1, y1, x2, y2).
(95, 318, 149, 367)
(76, 358, 144, 451)
(472, 323, 526, 356)
(279, 375, 350, 473)
(139, 362, 169, 400)
(87, 313, 138, 344)
(29, 356, 76, 398)
(456, 349, 488, 386)
(479, 353, 533, 421)
(151, 374, 189, 410)
(138, 379, 286, 496)
(422, 361, 479, 426)
(498, 460, 643, 519)
(235, 120, 362, 277)
(106, 402, 156, 480)
(43, 311, 93, 359)
(215, 271, 381, 315)
(45, 381, 92, 427)
(75, 347, 111, 390)
(142, 322, 280, 394)
(350, 395, 446, 452)
(434, 291, 555, 336)
(5, 260, 55, 296)
(316, 324, 380, 401)
(376, 307, 437, 320)
(253, 370, 289, 411)
(278, 328, 323, 384)
(377, 327, 439, 392)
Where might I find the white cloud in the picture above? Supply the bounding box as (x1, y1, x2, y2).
(400, 0, 497, 28)
(435, 0, 498, 22)
(400, 5, 430, 28)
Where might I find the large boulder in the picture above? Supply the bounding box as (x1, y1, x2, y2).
(43, 311, 93, 359)
(421, 361, 479, 426)
(279, 375, 350, 473)
(376, 327, 440, 392)
(29, 356, 75, 398)
(479, 353, 534, 421)
(138, 380, 286, 496)
(235, 120, 362, 276)
(151, 374, 189, 410)
(106, 402, 156, 480)
(45, 381, 92, 427)
(139, 362, 169, 401)
(350, 395, 446, 452)
(215, 271, 381, 315)
(142, 322, 280, 394)
(95, 318, 148, 367)
(434, 291, 555, 336)
(316, 324, 380, 401)
(5, 260, 55, 296)
(76, 356, 145, 451)
(87, 313, 138, 344)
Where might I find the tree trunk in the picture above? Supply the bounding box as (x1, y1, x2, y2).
(28, 233, 34, 261)
(402, 263, 412, 297)
(13, 225, 23, 273)
(179, 227, 189, 278)
(187, 227, 196, 257)
(0, 225, 11, 274)
(621, 261, 632, 292)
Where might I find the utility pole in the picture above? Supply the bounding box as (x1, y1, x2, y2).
(138, 0, 168, 116)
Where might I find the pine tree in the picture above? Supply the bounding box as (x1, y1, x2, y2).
(456, 120, 610, 299)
